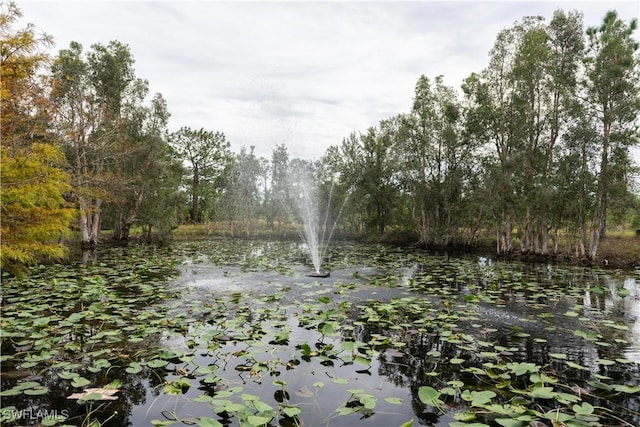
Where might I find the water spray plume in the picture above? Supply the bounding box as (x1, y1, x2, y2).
(287, 169, 349, 277)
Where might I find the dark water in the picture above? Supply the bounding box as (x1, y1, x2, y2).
(1, 240, 639, 426)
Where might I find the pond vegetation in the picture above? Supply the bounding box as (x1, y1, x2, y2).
(1, 239, 639, 426)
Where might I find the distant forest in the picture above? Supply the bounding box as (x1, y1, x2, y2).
(2, 2, 639, 273)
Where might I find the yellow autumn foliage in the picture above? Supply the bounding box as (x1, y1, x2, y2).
(1, 143, 75, 268)
(1, 2, 75, 271)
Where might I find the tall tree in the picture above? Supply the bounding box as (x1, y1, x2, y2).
(509, 12, 585, 254)
(469, 11, 585, 255)
(324, 136, 354, 231)
(583, 11, 640, 259)
(398, 75, 472, 245)
(169, 126, 231, 223)
(510, 16, 551, 254)
(1, 2, 74, 272)
(334, 120, 402, 235)
(267, 143, 290, 233)
(358, 123, 399, 234)
(257, 156, 271, 217)
(135, 94, 185, 242)
(554, 103, 598, 256)
(540, 10, 585, 253)
(218, 146, 263, 236)
(477, 24, 523, 254)
(401, 76, 436, 244)
(460, 73, 495, 245)
(51, 40, 136, 246)
(110, 90, 182, 241)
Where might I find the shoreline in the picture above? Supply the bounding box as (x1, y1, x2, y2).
(63, 226, 640, 272)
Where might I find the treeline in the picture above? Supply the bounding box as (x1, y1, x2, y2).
(325, 10, 640, 260)
(1, 3, 639, 273)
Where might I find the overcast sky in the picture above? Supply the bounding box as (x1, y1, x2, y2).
(16, 0, 640, 160)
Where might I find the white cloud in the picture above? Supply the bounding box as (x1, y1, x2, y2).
(15, 0, 640, 160)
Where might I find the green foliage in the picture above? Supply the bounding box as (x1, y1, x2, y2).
(264, 143, 290, 229)
(316, 9, 639, 259)
(0, 3, 75, 272)
(324, 124, 401, 235)
(110, 90, 184, 241)
(214, 146, 265, 236)
(5, 2, 640, 264)
(583, 10, 640, 258)
(50, 37, 186, 244)
(169, 126, 232, 223)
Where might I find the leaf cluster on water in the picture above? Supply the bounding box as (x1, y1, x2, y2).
(1, 240, 638, 426)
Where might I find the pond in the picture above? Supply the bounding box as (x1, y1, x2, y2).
(1, 238, 639, 427)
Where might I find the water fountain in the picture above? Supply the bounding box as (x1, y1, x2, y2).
(289, 170, 347, 278)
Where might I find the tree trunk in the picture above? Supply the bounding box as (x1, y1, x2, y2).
(588, 122, 611, 260)
(79, 196, 101, 247)
(523, 206, 532, 253)
(90, 199, 102, 243)
(112, 190, 144, 241)
(467, 204, 483, 246)
(79, 200, 91, 244)
(577, 141, 588, 258)
(420, 193, 428, 244)
(112, 217, 131, 242)
(497, 210, 512, 254)
(191, 166, 200, 222)
(540, 218, 549, 255)
(112, 212, 134, 241)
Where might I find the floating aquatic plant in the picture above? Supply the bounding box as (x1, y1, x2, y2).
(1, 240, 638, 426)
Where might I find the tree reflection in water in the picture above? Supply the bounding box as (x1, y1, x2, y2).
(1, 241, 638, 426)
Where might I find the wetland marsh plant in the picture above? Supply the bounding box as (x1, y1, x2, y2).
(1, 240, 638, 426)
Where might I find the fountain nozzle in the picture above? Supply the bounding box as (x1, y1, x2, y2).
(308, 271, 330, 278)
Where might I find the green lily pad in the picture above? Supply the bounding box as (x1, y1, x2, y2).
(23, 386, 49, 395)
(611, 384, 640, 394)
(147, 359, 168, 368)
(196, 417, 222, 427)
(384, 396, 404, 405)
(573, 402, 594, 415)
(418, 386, 440, 405)
(126, 362, 144, 374)
(495, 419, 528, 427)
(463, 390, 496, 406)
(71, 376, 91, 388)
(529, 386, 556, 399)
